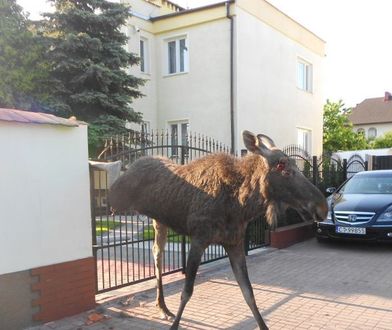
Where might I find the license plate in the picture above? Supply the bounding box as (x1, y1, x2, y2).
(336, 226, 366, 235)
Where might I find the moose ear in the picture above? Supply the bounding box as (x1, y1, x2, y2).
(242, 130, 258, 153)
(243, 130, 274, 157)
(257, 134, 276, 149)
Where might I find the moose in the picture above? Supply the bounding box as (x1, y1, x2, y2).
(109, 130, 328, 330)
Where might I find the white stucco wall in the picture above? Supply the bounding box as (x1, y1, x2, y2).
(155, 19, 232, 145)
(235, 6, 325, 155)
(353, 123, 392, 139)
(0, 122, 92, 275)
(126, 17, 159, 131)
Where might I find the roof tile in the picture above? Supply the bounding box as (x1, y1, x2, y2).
(349, 98, 392, 125)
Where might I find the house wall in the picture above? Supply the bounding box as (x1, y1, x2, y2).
(127, 23, 159, 130)
(235, 2, 325, 154)
(126, 1, 232, 143)
(353, 123, 392, 139)
(0, 121, 94, 328)
(155, 18, 231, 142)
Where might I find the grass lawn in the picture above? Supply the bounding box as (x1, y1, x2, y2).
(143, 225, 187, 243)
(95, 219, 122, 236)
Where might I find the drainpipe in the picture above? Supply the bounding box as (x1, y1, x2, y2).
(226, 1, 235, 154)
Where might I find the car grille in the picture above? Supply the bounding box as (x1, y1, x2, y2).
(334, 211, 375, 224)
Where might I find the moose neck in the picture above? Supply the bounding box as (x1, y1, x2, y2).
(238, 154, 269, 221)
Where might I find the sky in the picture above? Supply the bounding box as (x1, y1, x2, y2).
(17, 0, 392, 108)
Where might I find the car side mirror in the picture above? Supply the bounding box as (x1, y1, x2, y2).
(326, 187, 336, 194)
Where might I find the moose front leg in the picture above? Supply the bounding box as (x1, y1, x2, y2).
(225, 242, 269, 330)
(152, 220, 174, 319)
(170, 240, 206, 330)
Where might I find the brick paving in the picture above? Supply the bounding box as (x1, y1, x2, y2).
(28, 239, 392, 330)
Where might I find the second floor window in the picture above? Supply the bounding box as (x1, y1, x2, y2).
(167, 37, 188, 74)
(140, 38, 149, 73)
(297, 58, 312, 92)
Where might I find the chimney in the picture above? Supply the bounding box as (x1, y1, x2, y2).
(384, 91, 392, 101)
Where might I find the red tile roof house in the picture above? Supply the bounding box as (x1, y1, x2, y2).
(348, 91, 392, 140)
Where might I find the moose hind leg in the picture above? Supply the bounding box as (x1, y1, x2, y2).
(152, 220, 174, 319)
(225, 242, 269, 330)
(170, 240, 206, 330)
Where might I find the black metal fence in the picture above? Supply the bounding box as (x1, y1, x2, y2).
(283, 145, 368, 193)
(372, 155, 392, 170)
(90, 131, 268, 293)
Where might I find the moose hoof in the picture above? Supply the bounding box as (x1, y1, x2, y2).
(158, 309, 175, 320)
(157, 304, 175, 320)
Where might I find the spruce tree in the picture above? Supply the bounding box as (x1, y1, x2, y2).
(0, 0, 50, 110)
(43, 0, 144, 153)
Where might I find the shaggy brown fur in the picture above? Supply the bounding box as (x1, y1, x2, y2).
(109, 131, 327, 330)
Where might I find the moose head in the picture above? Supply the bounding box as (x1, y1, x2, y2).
(242, 130, 328, 226)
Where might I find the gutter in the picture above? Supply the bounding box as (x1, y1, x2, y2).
(226, 1, 235, 154)
(150, 1, 233, 21)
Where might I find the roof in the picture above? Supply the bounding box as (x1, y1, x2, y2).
(150, 1, 231, 21)
(349, 98, 392, 125)
(0, 108, 82, 127)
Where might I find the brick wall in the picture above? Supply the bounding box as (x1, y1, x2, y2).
(31, 257, 96, 322)
(270, 223, 315, 249)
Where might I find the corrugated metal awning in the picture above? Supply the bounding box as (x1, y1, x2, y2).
(0, 108, 81, 127)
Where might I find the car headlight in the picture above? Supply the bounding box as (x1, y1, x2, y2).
(377, 205, 392, 222)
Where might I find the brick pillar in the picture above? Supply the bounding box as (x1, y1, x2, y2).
(31, 257, 96, 322)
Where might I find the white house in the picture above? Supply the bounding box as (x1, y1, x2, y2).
(124, 0, 326, 155)
(349, 91, 392, 140)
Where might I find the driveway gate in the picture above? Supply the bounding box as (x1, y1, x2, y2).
(90, 131, 268, 293)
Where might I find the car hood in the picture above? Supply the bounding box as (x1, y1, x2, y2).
(331, 193, 392, 213)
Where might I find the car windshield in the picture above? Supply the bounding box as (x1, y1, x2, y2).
(339, 174, 392, 194)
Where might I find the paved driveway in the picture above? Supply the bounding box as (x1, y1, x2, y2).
(29, 238, 392, 330)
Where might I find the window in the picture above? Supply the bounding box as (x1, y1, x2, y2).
(357, 128, 365, 135)
(141, 121, 150, 134)
(139, 38, 149, 73)
(368, 127, 377, 139)
(297, 128, 311, 154)
(167, 37, 188, 74)
(297, 58, 312, 92)
(170, 121, 189, 157)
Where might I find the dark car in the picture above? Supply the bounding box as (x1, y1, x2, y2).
(315, 170, 392, 242)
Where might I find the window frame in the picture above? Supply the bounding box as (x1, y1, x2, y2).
(168, 120, 190, 157)
(368, 127, 377, 139)
(139, 37, 149, 74)
(297, 127, 312, 154)
(164, 35, 189, 76)
(297, 58, 313, 93)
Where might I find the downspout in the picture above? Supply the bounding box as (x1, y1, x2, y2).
(226, 1, 235, 154)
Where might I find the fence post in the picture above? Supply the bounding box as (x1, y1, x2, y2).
(342, 159, 348, 181)
(241, 150, 250, 255)
(181, 236, 187, 274)
(244, 226, 250, 256)
(372, 155, 377, 170)
(364, 160, 368, 171)
(89, 166, 99, 293)
(312, 156, 318, 185)
(180, 145, 187, 273)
